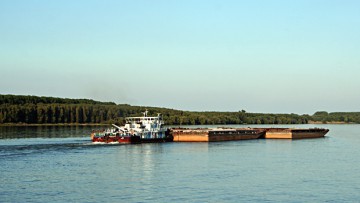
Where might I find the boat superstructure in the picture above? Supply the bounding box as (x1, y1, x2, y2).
(91, 110, 172, 143)
(123, 110, 171, 142)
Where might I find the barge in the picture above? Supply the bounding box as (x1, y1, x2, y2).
(260, 128, 329, 139)
(91, 111, 329, 143)
(91, 110, 173, 144)
(171, 128, 266, 142)
(170, 127, 329, 141)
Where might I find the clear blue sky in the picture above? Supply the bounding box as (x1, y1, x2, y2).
(1, 0, 359, 114)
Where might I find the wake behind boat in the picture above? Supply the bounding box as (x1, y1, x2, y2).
(91, 110, 173, 144)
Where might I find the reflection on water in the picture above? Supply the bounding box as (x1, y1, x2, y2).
(0, 126, 94, 139)
(0, 139, 90, 157)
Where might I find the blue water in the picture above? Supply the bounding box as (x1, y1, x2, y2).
(1, 124, 360, 202)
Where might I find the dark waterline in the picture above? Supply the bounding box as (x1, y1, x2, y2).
(1, 124, 360, 202)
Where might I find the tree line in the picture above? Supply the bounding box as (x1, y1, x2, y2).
(311, 111, 360, 124)
(0, 94, 359, 125)
(0, 94, 115, 105)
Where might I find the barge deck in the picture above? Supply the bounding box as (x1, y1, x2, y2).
(171, 128, 266, 142)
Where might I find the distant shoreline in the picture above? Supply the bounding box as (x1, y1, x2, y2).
(1, 95, 360, 125)
(0, 123, 110, 127)
(307, 121, 354, 124)
(0, 121, 355, 127)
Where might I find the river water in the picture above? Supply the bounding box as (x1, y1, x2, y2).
(1, 124, 360, 202)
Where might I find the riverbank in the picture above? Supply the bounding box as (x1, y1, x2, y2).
(308, 121, 354, 124)
(0, 123, 110, 127)
(0, 121, 355, 127)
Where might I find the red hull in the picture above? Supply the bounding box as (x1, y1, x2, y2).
(92, 135, 141, 144)
(91, 135, 173, 144)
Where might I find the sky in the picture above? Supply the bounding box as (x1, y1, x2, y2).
(1, 0, 359, 114)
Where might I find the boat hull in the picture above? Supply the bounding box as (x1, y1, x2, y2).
(91, 133, 172, 144)
(141, 136, 174, 143)
(91, 134, 141, 144)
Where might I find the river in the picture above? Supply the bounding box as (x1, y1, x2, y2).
(1, 124, 360, 202)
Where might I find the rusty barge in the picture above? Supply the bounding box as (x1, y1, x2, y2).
(171, 128, 266, 142)
(169, 127, 329, 142)
(260, 128, 329, 139)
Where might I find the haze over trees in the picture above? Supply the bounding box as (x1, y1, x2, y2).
(0, 95, 359, 125)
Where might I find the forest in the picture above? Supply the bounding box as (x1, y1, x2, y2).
(1, 94, 359, 125)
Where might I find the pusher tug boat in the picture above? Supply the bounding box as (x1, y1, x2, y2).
(91, 110, 173, 144)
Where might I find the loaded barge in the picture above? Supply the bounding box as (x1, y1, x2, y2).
(169, 127, 329, 141)
(171, 128, 266, 142)
(260, 128, 329, 139)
